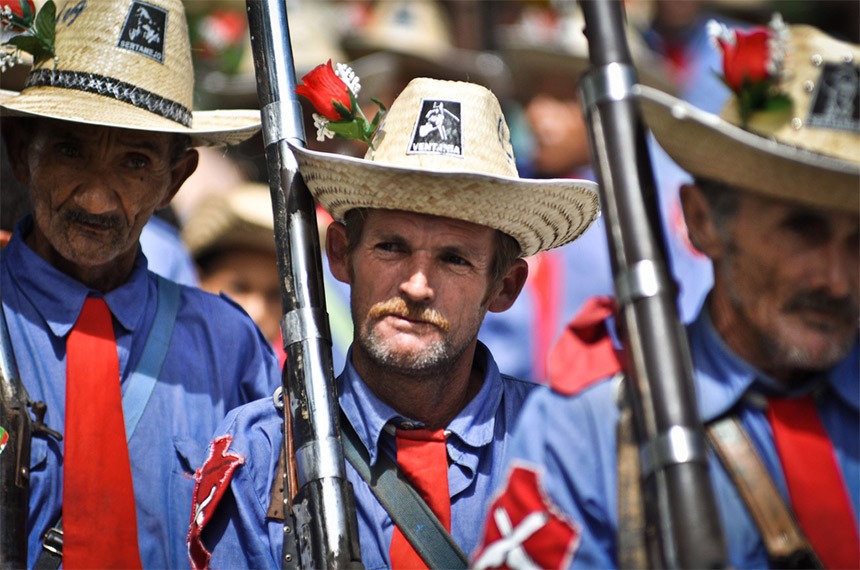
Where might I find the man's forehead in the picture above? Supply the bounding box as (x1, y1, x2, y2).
(35, 118, 173, 147)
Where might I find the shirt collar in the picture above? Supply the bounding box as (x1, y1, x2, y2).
(6, 216, 151, 337)
(691, 304, 859, 420)
(337, 341, 502, 465)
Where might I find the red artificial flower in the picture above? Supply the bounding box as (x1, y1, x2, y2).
(715, 27, 772, 93)
(0, 0, 36, 32)
(296, 60, 352, 122)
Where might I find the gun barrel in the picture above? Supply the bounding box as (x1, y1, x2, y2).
(0, 301, 30, 567)
(245, 1, 362, 568)
(578, 1, 727, 567)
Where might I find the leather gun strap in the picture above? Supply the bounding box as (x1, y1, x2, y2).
(706, 416, 823, 568)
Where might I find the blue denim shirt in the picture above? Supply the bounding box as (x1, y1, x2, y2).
(204, 342, 539, 569)
(2, 216, 280, 568)
(478, 307, 859, 569)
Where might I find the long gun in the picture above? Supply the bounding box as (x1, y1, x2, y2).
(577, 1, 727, 567)
(0, 300, 31, 568)
(245, 1, 363, 568)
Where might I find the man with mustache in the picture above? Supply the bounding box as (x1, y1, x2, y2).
(474, 21, 859, 569)
(0, 1, 279, 567)
(186, 77, 600, 569)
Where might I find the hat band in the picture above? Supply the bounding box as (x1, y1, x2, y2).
(26, 69, 193, 128)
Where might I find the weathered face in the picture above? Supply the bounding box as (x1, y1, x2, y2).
(199, 248, 282, 344)
(6, 118, 196, 285)
(704, 191, 859, 380)
(327, 210, 524, 377)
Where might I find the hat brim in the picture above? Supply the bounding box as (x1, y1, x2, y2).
(637, 85, 860, 214)
(0, 87, 260, 147)
(290, 143, 600, 258)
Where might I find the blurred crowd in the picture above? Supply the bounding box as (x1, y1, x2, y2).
(3, 0, 858, 382)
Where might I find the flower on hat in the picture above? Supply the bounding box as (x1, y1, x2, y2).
(0, 0, 55, 71)
(708, 14, 791, 127)
(296, 60, 386, 149)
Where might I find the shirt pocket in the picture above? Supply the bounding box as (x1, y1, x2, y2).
(173, 435, 207, 476)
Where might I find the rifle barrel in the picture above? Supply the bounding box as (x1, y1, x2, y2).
(245, 1, 362, 567)
(578, 1, 727, 567)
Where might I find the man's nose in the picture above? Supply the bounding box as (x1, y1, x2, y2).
(399, 264, 435, 304)
(73, 170, 121, 215)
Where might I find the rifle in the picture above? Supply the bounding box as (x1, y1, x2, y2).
(0, 298, 31, 568)
(577, 1, 727, 567)
(244, 1, 363, 568)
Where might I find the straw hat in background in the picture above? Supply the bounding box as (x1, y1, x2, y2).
(340, 0, 511, 103)
(0, 0, 260, 146)
(181, 182, 275, 261)
(291, 77, 600, 258)
(638, 21, 860, 214)
(498, 3, 677, 103)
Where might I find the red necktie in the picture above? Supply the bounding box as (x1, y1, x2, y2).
(768, 395, 860, 569)
(64, 297, 142, 569)
(389, 428, 451, 569)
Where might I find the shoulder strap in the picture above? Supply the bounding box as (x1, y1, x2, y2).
(616, 388, 648, 569)
(122, 275, 180, 439)
(36, 276, 181, 569)
(339, 414, 469, 569)
(706, 416, 824, 569)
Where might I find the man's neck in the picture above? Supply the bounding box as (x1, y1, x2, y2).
(351, 348, 484, 430)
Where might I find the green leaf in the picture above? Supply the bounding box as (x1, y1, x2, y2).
(7, 35, 41, 54)
(18, 0, 34, 20)
(332, 99, 354, 121)
(326, 120, 364, 141)
(34, 0, 56, 46)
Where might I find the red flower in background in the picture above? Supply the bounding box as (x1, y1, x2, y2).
(715, 27, 771, 93)
(296, 60, 352, 122)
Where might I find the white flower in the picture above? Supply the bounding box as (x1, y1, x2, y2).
(312, 113, 335, 142)
(334, 62, 361, 96)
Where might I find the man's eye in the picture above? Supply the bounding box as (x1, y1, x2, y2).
(783, 213, 828, 244)
(443, 253, 471, 267)
(375, 242, 404, 253)
(126, 155, 150, 169)
(56, 143, 81, 158)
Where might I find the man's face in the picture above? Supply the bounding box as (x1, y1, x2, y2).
(7, 118, 195, 277)
(708, 192, 859, 379)
(199, 248, 282, 344)
(524, 94, 590, 177)
(330, 210, 509, 377)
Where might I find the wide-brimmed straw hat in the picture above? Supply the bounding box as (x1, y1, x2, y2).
(181, 183, 275, 260)
(0, 0, 260, 146)
(292, 77, 600, 258)
(638, 23, 859, 214)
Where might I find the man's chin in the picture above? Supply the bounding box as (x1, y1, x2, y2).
(773, 326, 857, 371)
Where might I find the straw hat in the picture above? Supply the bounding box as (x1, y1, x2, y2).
(292, 78, 600, 258)
(500, 4, 676, 102)
(638, 24, 860, 214)
(341, 0, 511, 99)
(0, 0, 260, 146)
(181, 183, 275, 260)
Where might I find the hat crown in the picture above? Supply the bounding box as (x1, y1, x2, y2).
(721, 24, 859, 165)
(30, 0, 193, 126)
(365, 77, 519, 178)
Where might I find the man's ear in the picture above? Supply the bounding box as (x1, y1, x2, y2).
(487, 258, 529, 313)
(680, 183, 723, 260)
(160, 148, 199, 209)
(325, 221, 351, 284)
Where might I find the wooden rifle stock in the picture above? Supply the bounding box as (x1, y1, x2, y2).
(245, 1, 363, 568)
(577, 1, 727, 567)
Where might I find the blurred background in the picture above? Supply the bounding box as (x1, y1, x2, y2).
(3, 0, 858, 382)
